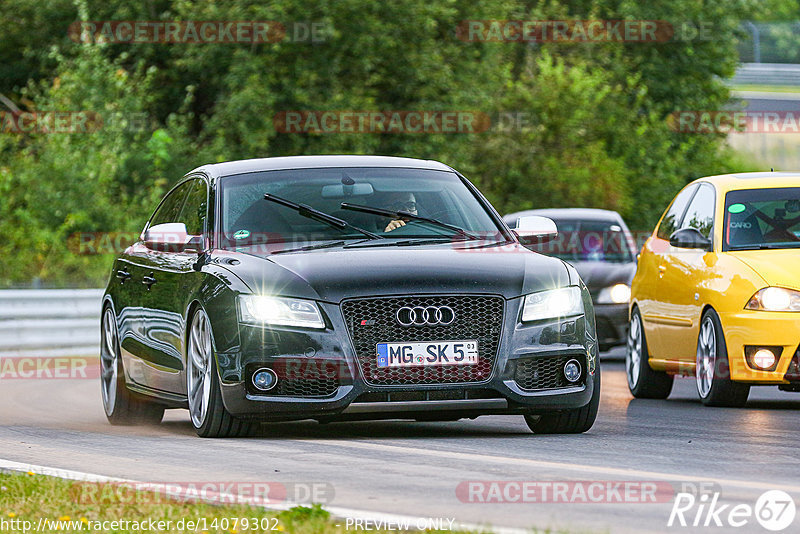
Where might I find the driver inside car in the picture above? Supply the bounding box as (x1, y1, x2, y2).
(382, 192, 418, 232)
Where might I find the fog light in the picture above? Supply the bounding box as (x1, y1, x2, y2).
(752, 349, 776, 370)
(564, 359, 582, 383)
(745, 346, 781, 371)
(252, 368, 278, 391)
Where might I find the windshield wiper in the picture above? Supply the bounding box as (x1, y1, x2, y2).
(343, 235, 471, 249)
(340, 202, 478, 239)
(271, 239, 349, 255)
(263, 193, 383, 240)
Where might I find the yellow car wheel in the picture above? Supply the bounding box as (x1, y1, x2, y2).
(695, 309, 750, 407)
(626, 308, 673, 399)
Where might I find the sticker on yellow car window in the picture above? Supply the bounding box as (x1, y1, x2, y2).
(728, 203, 746, 214)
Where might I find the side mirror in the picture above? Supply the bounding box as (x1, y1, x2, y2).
(669, 228, 711, 251)
(144, 223, 203, 252)
(514, 216, 558, 245)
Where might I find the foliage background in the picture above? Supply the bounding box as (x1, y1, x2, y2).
(0, 0, 780, 287)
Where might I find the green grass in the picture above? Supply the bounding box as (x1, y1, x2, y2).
(730, 84, 800, 94)
(0, 471, 501, 534)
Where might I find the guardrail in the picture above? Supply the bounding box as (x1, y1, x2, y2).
(731, 63, 800, 86)
(0, 289, 103, 357)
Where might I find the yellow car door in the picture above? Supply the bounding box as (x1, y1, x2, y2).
(640, 184, 698, 359)
(661, 183, 716, 363)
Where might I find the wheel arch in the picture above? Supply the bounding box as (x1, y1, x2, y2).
(184, 299, 207, 365)
(700, 303, 717, 319)
(102, 295, 117, 317)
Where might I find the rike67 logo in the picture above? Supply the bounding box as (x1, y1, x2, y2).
(669, 489, 796, 531)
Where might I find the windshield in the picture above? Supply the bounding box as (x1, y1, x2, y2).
(724, 187, 800, 251)
(217, 167, 504, 251)
(529, 219, 634, 263)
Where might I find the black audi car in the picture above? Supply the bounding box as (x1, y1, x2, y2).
(101, 156, 599, 437)
(503, 208, 637, 352)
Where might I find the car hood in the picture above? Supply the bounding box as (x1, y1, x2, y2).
(217, 242, 572, 303)
(729, 250, 800, 290)
(566, 261, 636, 293)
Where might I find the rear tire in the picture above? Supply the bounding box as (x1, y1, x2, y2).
(524, 366, 600, 434)
(101, 307, 164, 425)
(695, 309, 750, 407)
(626, 308, 673, 399)
(187, 308, 255, 438)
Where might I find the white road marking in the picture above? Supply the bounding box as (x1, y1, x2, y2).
(303, 439, 800, 494)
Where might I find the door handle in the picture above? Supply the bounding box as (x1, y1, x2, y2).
(142, 273, 157, 289)
(658, 265, 666, 278)
(116, 270, 131, 284)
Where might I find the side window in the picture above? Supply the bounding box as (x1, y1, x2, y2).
(178, 179, 208, 236)
(680, 184, 715, 239)
(656, 184, 698, 240)
(149, 182, 192, 228)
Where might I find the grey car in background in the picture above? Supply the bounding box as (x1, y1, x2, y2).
(504, 208, 637, 352)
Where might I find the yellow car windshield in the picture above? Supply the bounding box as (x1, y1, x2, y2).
(724, 187, 800, 250)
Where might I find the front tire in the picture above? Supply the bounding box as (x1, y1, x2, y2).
(187, 308, 254, 438)
(101, 307, 164, 425)
(524, 366, 600, 434)
(695, 309, 750, 407)
(626, 308, 673, 399)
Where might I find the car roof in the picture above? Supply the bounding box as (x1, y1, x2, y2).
(187, 155, 454, 178)
(504, 208, 623, 222)
(694, 171, 800, 191)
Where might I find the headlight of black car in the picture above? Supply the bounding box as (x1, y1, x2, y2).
(521, 286, 584, 322)
(238, 295, 325, 329)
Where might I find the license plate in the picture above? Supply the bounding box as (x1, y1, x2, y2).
(376, 340, 479, 368)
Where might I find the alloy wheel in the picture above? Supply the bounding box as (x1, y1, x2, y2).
(696, 316, 716, 398)
(100, 308, 119, 416)
(187, 310, 213, 428)
(626, 313, 642, 389)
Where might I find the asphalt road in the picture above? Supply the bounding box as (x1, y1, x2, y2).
(1, 348, 799, 533)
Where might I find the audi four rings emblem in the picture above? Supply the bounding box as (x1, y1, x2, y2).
(396, 306, 455, 326)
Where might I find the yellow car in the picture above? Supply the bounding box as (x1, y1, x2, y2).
(627, 172, 800, 406)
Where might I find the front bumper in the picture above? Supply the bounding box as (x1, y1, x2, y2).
(216, 296, 598, 421)
(720, 310, 800, 384)
(594, 303, 628, 349)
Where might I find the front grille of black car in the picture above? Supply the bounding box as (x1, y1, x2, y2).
(340, 295, 504, 386)
(514, 355, 585, 391)
(273, 377, 339, 397)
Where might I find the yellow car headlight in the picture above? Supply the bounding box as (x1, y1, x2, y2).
(745, 287, 800, 312)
